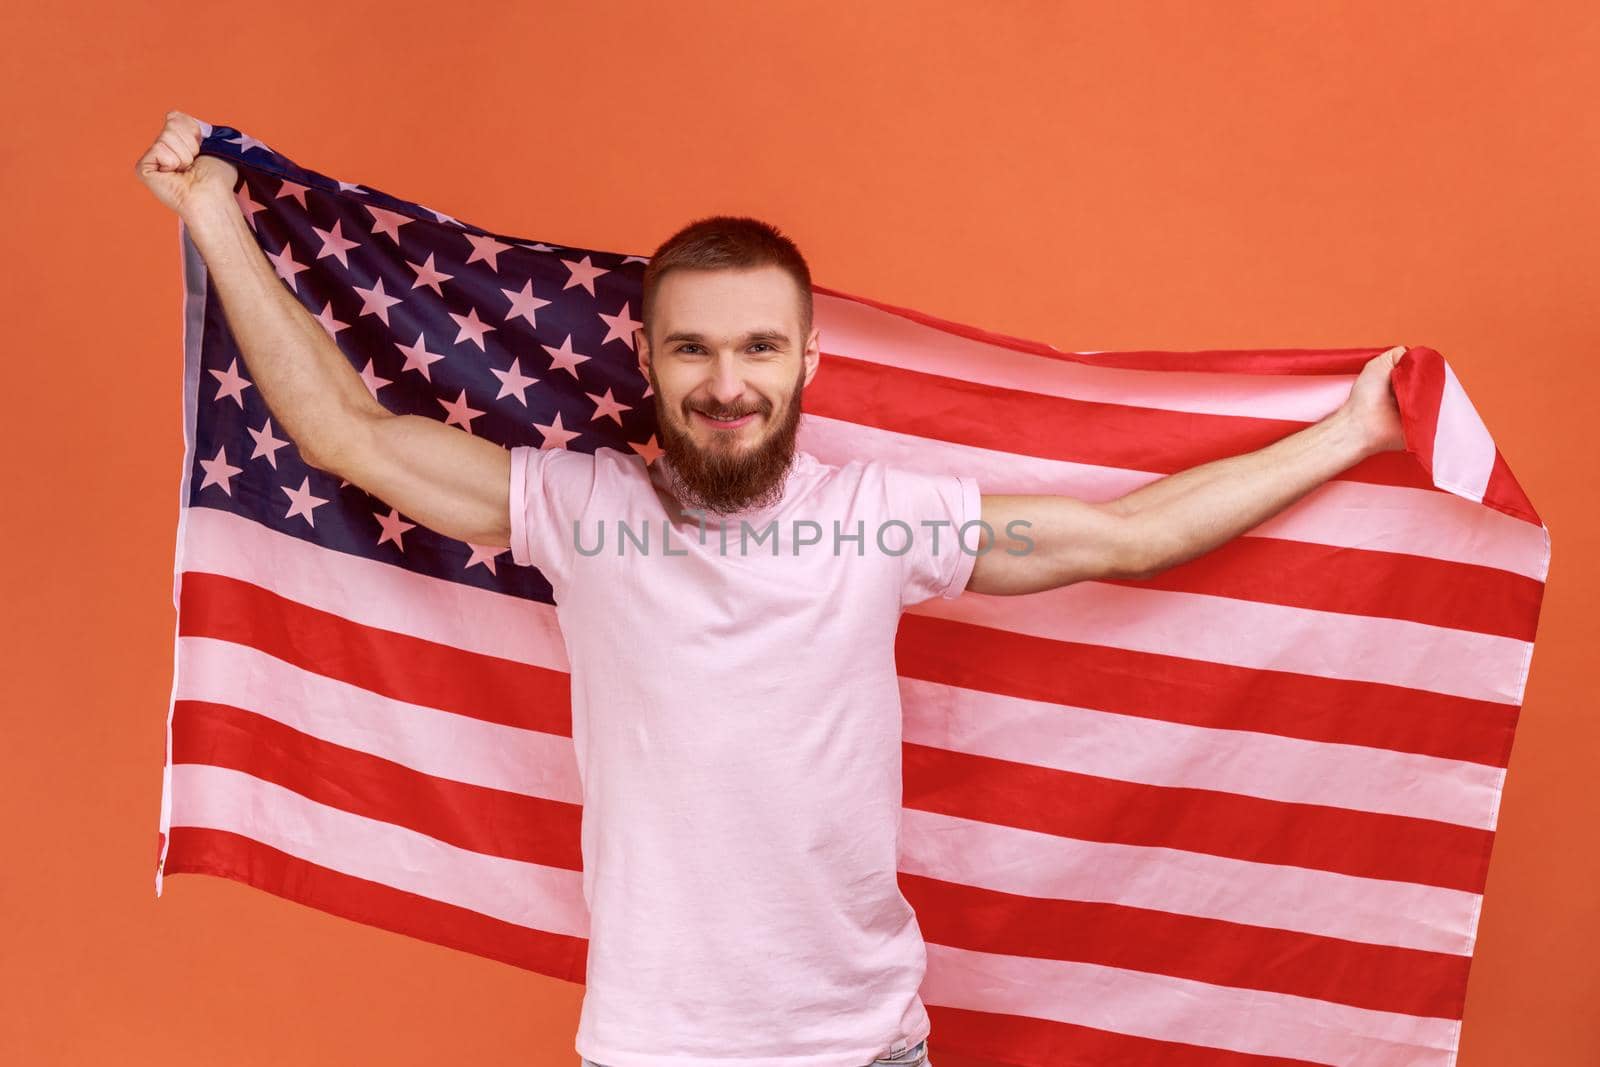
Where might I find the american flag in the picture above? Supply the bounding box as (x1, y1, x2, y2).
(157, 122, 1550, 1066)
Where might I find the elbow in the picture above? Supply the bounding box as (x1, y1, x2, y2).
(296, 440, 330, 473)
(296, 435, 341, 477)
(299, 410, 378, 480)
(1116, 549, 1160, 582)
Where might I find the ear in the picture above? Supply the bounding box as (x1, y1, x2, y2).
(635, 326, 651, 380)
(801, 326, 821, 388)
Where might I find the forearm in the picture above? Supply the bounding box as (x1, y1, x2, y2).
(181, 190, 382, 466)
(1106, 452, 1235, 518)
(1124, 410, 1374, 575)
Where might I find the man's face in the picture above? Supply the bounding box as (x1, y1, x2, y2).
(637, 264, 820, 514)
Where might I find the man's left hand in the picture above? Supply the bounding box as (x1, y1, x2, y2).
(1340, 345, 1408, 456)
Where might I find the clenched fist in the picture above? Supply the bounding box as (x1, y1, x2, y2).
(1339, 345, 1408, 456)
(135, 110, 239, 217)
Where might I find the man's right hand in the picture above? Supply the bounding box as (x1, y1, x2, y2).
(134, 109, 516, 553)
(135, 110, 239, 217)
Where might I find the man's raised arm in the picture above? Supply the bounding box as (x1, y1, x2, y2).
(965, 347, 1408, 596)
(136, 110, 512, 548)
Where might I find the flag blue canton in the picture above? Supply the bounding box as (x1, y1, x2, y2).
(187, 125, 660, 603)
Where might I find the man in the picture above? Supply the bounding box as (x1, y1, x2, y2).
(137, 110, 1407, 1067)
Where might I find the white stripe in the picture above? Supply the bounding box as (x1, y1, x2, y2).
(922, 941, 1460, 1066)
(175, 635, 580, 802)
(901, 677, 1504, 829)
(168, 764, 590, 936)
(1432, 361, 1496, 504)
(800, 415, 1547, 580)
(815, 291, 1359, 422)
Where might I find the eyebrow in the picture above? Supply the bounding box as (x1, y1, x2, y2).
(662, 329, 791, 346)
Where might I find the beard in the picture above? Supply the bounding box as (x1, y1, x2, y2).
(649, 359, 806, 515)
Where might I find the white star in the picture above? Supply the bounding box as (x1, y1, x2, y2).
(248, 418, 290, 469)
(365, 206, 412, 243)
(490, 358, 540, 405)
(311, 300, 351, 339)
(276, 178, 310, 207)
(266, 241, 309, 292)
(353, 278, 403, 325)
(500, 280, 552, 328)
(209, 358, 252, 407)
(425, 205, 462, 226)
(313, 219, 361, 268)
(407, 253, 454, 296)
(438, 389, 485, 433)
(374, 507, 416, 551)
(464, 543, 506, 574)
(532, 411, 581, 450)
(337, 180, 367, 195)
(449, 307, 496, 351)
(598, 301, 643, 349)
(464, 233, 514, 272)
(561, 254, 610, 296)
(358, 358, 392, 400)
(197, 445, 243, 495)
(226, 132, 271, 156)
(395, 333, 446, 382)
(282, 476, 329, 527)
(541, 334, 591, 379)
(234, 183, 267, 228)
(585, 387, 631, 426)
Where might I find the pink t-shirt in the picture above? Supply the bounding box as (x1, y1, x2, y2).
(508, 444, 981, 1067)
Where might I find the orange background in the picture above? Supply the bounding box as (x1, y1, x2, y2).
(2, 3, 1595, 1064)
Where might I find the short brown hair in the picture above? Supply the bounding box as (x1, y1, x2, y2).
(640, 215, 813, 346)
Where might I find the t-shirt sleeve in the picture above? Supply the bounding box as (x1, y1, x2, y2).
(508, 445, 599, 596)
(880, 463, 983, 608)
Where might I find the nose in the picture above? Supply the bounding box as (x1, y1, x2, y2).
(707, 355, 747, 408)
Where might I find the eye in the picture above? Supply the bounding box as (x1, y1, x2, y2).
(750, 342, 772, 352)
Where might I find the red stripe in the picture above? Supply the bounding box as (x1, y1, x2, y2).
(179, 571, 571, 733)
(905, 743, 1491, 892)
(1098, 535, 1543, 642)
(897, 614, 1519, 767)
(162, 826, 588, 983)
(1484, 447, 1543, 526)
(171, 699, 582, 869)
(905, 875, 1469, 1017)
(808, 352, 1434, 492)
(1392, 344, 1444, 488)
(925, 1004, 1325, 1067)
